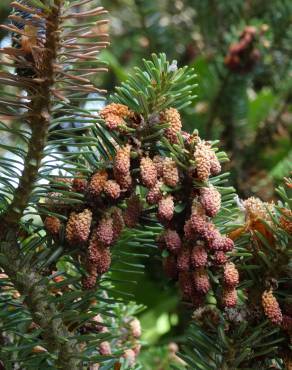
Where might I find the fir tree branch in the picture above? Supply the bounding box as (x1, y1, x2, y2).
(0, 2, 83, 368)
(0, 238, 82, 369)
(3, 3, 59, 226)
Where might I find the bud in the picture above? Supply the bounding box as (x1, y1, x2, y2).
(222, 287, 237, 308)
(82, 263, 97, 290)
(177, 248, 191, 271)
(102, 113, 123, 130)
(184, 219, 195, 241)
(193, 269, 210, 294)
(72, 176, 88, 193)
(164, 229, 182, 254)
(100, 103, 133, 119)
(178, 271, 193, 300)
(262, 290, 282, 325)
(158, 195, 174, 222)
(112, 207, 125, 242)
(163, 256, 178, 279)
(209, 236, 234, 252)
(190, 213, 208, 235)
(279, 208, 292, 234)
(161, 107, 182, 144)
(100, 103, 133, 131)
(44, 216, 61, 237)
(96, 216, 114, 246)
(88, 234, 103, 264)
(129, 318, 141, 338)
(123, 349, 136, 367)
(66, 209, 92, 245)
(208, 150, 221, 176)
(87, 170, 108, 198)
(32, 345, 47, 353)
(114, 171, 132, 191)
(124, 195, 142, 228)
(99, 341, 111, 355)
(104, 180, 121, 199)
(163, 158, 179, 187)
(202, 225, 221, 245)
(243, 196, 274, 222)
(213, 251, 227, 265)
(194, 141, 211, 181)
(191, 245, 208, 268)
(146, 180, 163, 204)
(223, 262, 239, 287)
(153, 155, 165, 177)
(140, 157, 157, 188)
(94, 248, 111, 275)
(200, 185, 221, 217)
(114, 144, 131, 175)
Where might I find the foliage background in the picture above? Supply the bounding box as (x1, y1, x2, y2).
(0, 1, 291, 368)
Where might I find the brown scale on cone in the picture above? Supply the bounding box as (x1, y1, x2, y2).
(102, 113, 123, 131)
(114, 171, 132, 191)
(158, 195, 174, 222)
(104, 180, 121, 199)
(44, 216, 61, 237)
(87, 234, 103, 264)
(199, 185, 221, 217)
(177, 247, 191, 272)
(184, 219, 196, 241)
(178, 271, 193, 300)
(112, 207, 125, 242)
(190, 213, 209, 236)
(191, 244, 208, 268)
(100, 103, 134, 131)
(160, 107, 182, 144)
(209, 235, 234, 252)
(262, 290, 282, 325)
(96, 216, 114, 246)
(193, 269, 210, 294)
(82, 262, 98, 290)
(87, 170, 108, 199)
(140, 156, 157, 188)
(213, 251, 227, 265)
(209, 150, 221, 176)
(72, 176, 88, 193)
(163, 158, 179, 187)
(123, 195, 142, 228)
(222, 287, 237, 308)
(146, 180, 163, 205)
(194, 141, 211, 181)
(65, 209, 92, 245)
(94, 248, 111, 275)
(153, 155, 165, 177)
(163, 229, 182, 255)
(114, 144, 131, 176)
(223, 262, 239, 287)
